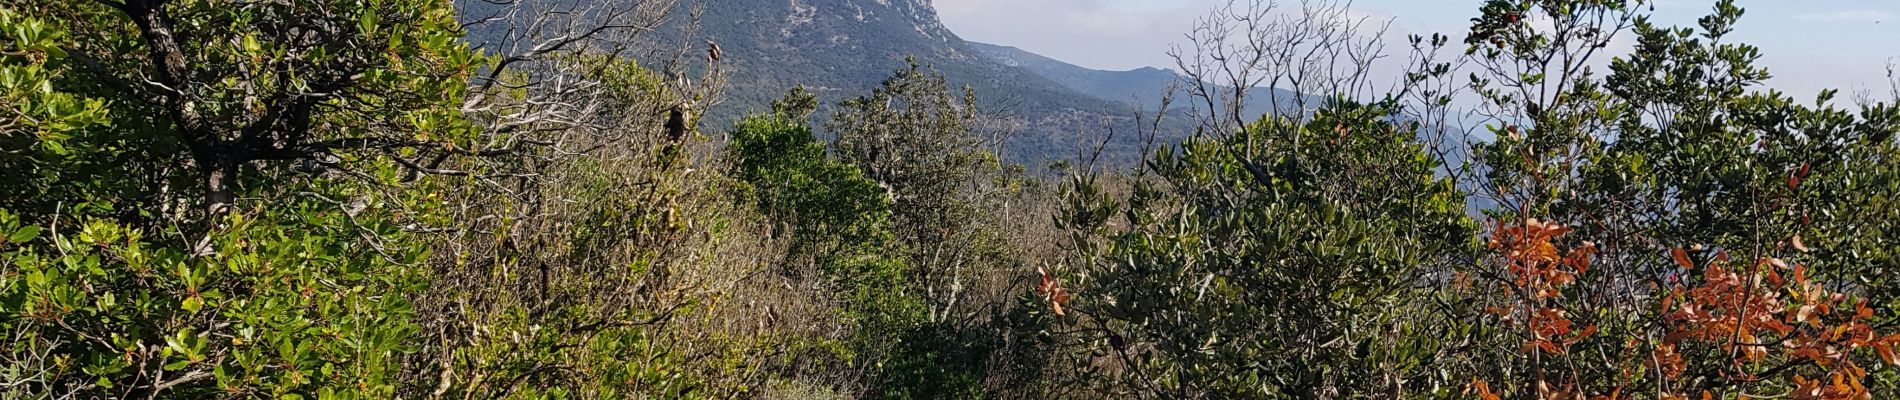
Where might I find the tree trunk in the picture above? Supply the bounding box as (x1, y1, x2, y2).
(202, 161, 235, 218)
(125, 0, 238, 220)
(187, 158, 236, 257)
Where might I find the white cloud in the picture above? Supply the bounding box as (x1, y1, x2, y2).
(933, 0, 1415, 71)
(930, 0, 1894, 103)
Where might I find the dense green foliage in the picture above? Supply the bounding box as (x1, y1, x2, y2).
(1446, 1, 1900, 397)
(729, 89, 929, 393)
(731, 90, 912, 322)
(1, 201, 424, 398)
(13, 0, 476, 220)
(0, 10, 112, 214)
(2, 4, 444, 396)
(1051, 99, 1477, 397)
(2, 0, 1897, 399)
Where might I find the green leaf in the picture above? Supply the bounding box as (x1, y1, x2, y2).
(166, 329, 194, 356)
(8, 226, 39, 243)
(182, 295, 203, 313)
(358, 11, 378, 34)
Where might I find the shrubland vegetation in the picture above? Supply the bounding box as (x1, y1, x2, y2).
(1, 0, 1896, 399)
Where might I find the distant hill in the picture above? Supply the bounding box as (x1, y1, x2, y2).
(963, 42, 1179, 111)
(597, 0, 1204, 165)
(600, 0, 1452, 169)
(964, 42, 1291, 120)
(608, 0, 1140, 163)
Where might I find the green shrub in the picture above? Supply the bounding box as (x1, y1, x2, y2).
(0, 199, 425, 398)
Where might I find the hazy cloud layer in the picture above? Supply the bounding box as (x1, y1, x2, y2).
(934, 0, 1900, 100)
(935, 0, 1218, 71)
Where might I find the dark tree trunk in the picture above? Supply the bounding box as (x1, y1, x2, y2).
(201, 159, 236, 218)
(120, 0, 240, 221)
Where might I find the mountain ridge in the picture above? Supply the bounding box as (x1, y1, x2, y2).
(471, 0, 1428, 166)
(633, 0, 1178, 164)
(965, 41, 1311, 123)
(964, 42, 1180, 110)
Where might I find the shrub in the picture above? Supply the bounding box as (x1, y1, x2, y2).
(0, 199, 425, 398)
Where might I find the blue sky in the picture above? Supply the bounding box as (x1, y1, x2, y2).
(935, 0, 1900, 99)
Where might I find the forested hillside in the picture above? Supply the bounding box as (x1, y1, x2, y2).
(966, 42, 1287, 121)
(2, 0, 1897, 399)
(628, 0, 1167, 165)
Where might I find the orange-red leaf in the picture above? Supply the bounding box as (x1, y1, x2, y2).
(1036, 267, 1055, 294)
(1672, 248, 1695, 270)
(1470, 379, 1502, 400)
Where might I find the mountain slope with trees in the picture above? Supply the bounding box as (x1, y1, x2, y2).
(638, 0, 1180, 165)
(967, 41, 1287, 119)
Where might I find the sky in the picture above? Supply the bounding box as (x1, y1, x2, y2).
(935, 0, 1900, 100)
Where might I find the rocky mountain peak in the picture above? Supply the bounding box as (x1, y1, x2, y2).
(780, 0, 958, 44)
(641, 0, 1177, 164)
